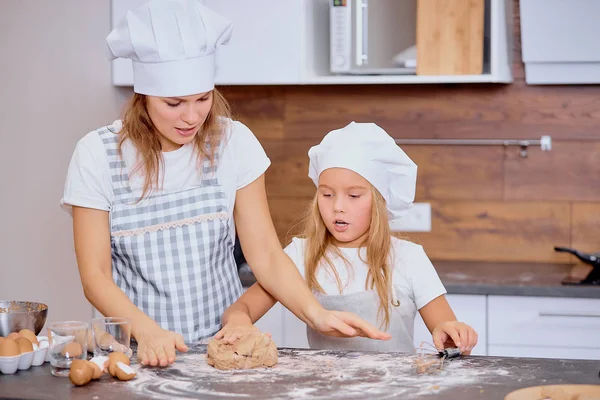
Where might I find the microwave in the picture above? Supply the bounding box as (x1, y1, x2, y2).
(330, 0, 417, 75)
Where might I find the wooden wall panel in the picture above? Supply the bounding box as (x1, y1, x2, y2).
(221, 86, 285, 140)
(406, 146, 504, 200)
(269, 198, 572, 263)
(262, 141, 505, 201)
(263, 140, 313, 198)
(408, 201, 571, 263)
(504, 142, 600, 201)
(283, 85, 600, 141)
(571, 203, 600, 254)
(268, 197, 312, 244)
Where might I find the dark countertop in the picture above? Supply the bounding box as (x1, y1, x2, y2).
(239, 261, 600, 298)
(2, 344, 600, 400)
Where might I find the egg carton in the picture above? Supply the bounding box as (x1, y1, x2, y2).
(0, 335, 50, 375)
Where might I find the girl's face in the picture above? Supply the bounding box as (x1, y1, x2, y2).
(146, 91, 213, 152)
(317, 168, 373, 248)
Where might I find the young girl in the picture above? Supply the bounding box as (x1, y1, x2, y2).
(60, 0, 387, 367)
(217, 122, 478, 354)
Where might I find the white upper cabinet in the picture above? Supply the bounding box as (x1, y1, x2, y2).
(110, 0, 513, 86)
(110, 0, 304, 86)
(202, 0, 304, 84)
(520, 0, 600, 84)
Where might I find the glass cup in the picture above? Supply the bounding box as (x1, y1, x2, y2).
(47, 321, 89, 377)
(91, 317, 132, 358)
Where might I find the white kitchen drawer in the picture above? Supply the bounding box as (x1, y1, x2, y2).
(488, 296, 600, 348)
(414, 294, 487, 356)
(489, 345, 600, 361)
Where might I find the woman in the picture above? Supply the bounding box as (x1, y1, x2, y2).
(61, 0, 388, 367)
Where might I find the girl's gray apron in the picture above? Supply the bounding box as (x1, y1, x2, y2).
(99, 126, 242, 342)
(307, 287, 417, 353)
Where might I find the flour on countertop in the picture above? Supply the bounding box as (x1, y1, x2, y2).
(125, 345, 513, 400)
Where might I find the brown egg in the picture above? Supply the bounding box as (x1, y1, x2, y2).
(69, 359, 93, 386)
(90, 356, 109, 373)
(15, 337, 33, 353)
(0, 337, 5, 345)
(88, 360, 103, 380)
(73, 329, 89, 353)
(0, 338, 20, 357)
(108, 352, 130, 376)
(62, 342, 83, 358)
(19, 329, 39, 346)
(114, 361, 136, 381)
(6, 332, 21, 341)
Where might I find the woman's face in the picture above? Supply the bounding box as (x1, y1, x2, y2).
(146, 91, 213, 152)
(317, 168, 373, 248)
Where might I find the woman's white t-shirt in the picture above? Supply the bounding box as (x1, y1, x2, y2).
(283, 236, 446, 311)
(61, 119, 270, 238)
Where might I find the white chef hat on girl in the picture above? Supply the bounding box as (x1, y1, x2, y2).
(308, 122, 418, 227)
(106, 0, 232, 97)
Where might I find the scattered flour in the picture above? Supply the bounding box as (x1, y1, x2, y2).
(125, 345, 512, 400)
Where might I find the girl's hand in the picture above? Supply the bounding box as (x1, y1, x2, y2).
(310, 309, 392, 340)
(214, 323, 271, 344)
(432, 321, 478, 355)
(134, 322, 188, 367)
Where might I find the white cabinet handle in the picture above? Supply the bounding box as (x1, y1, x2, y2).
(355, 0, 368, 65)
(539, 312, 600, 318)
(361, 0, 368, 64)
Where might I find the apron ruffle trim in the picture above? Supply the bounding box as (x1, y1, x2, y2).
(112, 212, 228, 237)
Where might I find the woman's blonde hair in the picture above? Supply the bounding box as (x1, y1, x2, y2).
(301, 183, 397, 330)
(118, 89, 232, 200)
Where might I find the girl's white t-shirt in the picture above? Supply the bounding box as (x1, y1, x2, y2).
(283, 236, 446, 310)
(61, 119, 271, 238)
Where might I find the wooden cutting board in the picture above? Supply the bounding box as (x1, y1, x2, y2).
(416, 0, 485, 75)
(504, 384, 600, 400)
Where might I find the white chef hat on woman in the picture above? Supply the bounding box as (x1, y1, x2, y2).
(308, 122, 418, 227)
(106, 0, 232, 97)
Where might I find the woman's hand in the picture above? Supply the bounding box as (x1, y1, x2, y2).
(309, 309, 392, 340)
(432, 321, 478, 355)
(214, 322, 271, 344)
(134, 321, 189, 367)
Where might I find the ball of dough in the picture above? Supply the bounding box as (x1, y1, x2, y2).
(206, 332, 278, 371)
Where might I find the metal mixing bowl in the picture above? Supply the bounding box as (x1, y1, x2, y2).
(0, 301, 48, 336)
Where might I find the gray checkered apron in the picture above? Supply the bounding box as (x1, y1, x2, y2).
(307, 288, 416, 353)
(98, 126, 243, 342)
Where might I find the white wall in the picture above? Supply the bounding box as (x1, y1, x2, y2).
(0, 1, 130, 325)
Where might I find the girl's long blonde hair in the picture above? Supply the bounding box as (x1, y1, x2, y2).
(301, 184, 397, 330)
(118, 89, 232, 200)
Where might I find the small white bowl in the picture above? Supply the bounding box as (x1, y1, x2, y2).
(31, 346, 47, 367)
(18, 351, 34, 370)
(0, 354, 21, 374)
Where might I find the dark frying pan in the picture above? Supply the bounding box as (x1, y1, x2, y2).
(554, 246, 600, 286)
